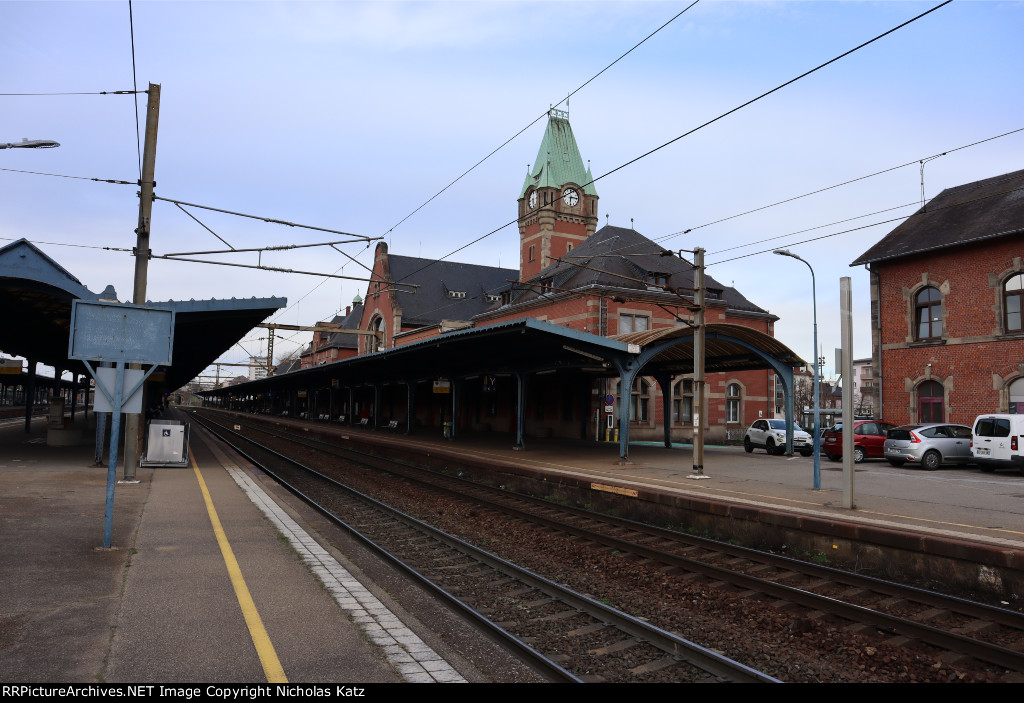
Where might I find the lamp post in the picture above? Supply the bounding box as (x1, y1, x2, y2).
(1, 138, 60, 149)
(773, 248, 821, 490)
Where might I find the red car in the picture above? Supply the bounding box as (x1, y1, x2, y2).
(822, 420, 896, 463)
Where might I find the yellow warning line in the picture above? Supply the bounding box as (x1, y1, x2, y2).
(189, 447, 287, 683)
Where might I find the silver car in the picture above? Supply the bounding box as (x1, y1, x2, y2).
(883, 423, 973, 470)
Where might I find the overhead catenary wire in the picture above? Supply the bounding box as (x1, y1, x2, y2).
(128, 0, 143, 179)
(273, 1, 703, 329)
(0, 166, 134, 184)
(708, 182, 1024, 266)
(153, 196, 381, 242)
(391, 0, 953, 289)
(378, 0, 702, 242)
(655, 125, 1024, 246)
(0, 90, 143, 96)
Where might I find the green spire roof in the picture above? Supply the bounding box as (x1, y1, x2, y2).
(520, 109, 597, 198)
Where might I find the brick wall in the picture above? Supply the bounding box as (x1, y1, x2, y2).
(874, 236, 1024, 425)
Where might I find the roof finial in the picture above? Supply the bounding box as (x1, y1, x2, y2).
(631, 218, 634, 229)
(606, 214, 609, 225)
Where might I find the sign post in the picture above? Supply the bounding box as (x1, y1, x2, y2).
(68, 300, 174, 548)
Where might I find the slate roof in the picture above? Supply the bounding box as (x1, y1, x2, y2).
(324, 304, 364, 350)
(386, 255, 518, 327)
(852, 169, 1024, 266)
(503, 225, 771, 317)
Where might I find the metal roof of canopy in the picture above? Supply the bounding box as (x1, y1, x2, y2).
(205, 318, 803, 396)
(613, 324, 805, 375)
(0, 239, 286, 389)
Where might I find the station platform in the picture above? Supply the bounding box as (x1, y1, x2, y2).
(3, 408, 1022, 685)
(0, 413, 533, 684)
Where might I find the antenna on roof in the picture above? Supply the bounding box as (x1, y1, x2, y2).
(631, 218, 634, 229)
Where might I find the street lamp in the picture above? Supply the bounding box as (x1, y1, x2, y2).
(773, 248, 821, 490)
(1, 138, 60, 149)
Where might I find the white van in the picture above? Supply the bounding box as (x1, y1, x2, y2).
(971, 414, 1024, 474)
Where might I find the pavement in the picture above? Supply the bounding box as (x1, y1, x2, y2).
(0, 411, 472, 684)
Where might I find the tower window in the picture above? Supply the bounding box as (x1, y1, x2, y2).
(529, 245, 535, 262)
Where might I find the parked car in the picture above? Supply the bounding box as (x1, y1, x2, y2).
(883, 423, 973, 470)
(744, 418, 813, 456)
(822, 420, 896, 462)
(971, 414, 1024, 475)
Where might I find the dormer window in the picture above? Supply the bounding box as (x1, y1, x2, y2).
(486, 294, 501, 303)
(647, 273, 668, 287)
(448, 290, 466, 299)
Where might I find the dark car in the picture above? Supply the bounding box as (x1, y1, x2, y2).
(822, 420, 896, 463)
(883, 423, 974, 470)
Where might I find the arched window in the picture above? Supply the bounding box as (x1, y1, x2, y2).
(368, 316, 385, 353)
(918, 380, 944, 423)
(672, 379, 693, 425)
(1009, 377, 1024, 414)
(1005, 273, 1023, 332)
(915, 287, 943, 340)
(726, 383, 741, 424)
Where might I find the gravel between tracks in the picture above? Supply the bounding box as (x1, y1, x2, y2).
(267, 435, 1020, 683)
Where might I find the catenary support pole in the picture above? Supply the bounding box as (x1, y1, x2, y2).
(841, 277, 856, 509)
(124, 83, 160, 481)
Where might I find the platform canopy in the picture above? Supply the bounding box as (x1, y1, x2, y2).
(204, 317, 803, 396)
(0, 239, 286, 389)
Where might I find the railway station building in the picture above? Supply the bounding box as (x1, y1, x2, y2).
(219, 110, 796, 450)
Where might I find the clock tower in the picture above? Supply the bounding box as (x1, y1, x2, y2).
(518, 109, 599, 282)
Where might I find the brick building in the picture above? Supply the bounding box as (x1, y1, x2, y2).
(349, 110, 780, 442)
(852, 168, 1024, 425)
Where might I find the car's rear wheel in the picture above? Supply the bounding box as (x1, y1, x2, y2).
(921, 450, 941, 471)
(887, 459, 905, 467)
(800, 448, 812, 457)
(853, 446, 866, 463)
(744, 437, 753, 453)
(979, 464, 995, 473)
(827, 454, 840, 462)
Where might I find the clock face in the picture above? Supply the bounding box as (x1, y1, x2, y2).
(528, 190, 537, 209)
(562, 187, 579, 207)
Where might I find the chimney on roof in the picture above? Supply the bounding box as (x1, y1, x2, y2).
(346, 305, 351, 315)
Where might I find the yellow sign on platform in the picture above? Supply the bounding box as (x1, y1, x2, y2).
(591, 483, 638, 498)
(0, 360, 22, 375)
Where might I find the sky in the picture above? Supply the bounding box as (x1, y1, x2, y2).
(3, 0, 1022, 385)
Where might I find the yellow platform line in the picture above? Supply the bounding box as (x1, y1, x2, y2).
(189, 448, 287, 683)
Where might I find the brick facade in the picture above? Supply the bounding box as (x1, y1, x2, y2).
(870, 237, 1024, 425)
(855, 169, 1024, 427)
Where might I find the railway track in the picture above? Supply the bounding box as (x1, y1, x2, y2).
(190, 410, 778, 683)
(193, 409, 1024, 681)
